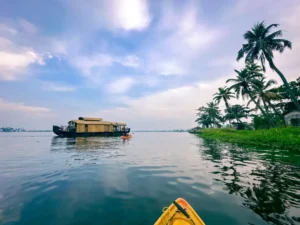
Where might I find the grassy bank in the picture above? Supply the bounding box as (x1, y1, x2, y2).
(195, 127, 300, 151)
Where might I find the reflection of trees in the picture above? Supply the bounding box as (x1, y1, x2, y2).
(200, 140, 300, 225)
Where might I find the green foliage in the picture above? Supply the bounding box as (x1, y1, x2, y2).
(196, 102, 223, 128)
(224, 104, 251, 122)
(253, 116, 271, 129)
(253, 115, 285, 129)
(196, 127, 300, 151)
(237, 21, 291, 71)
(233, 122, 251, 130)
(291, 118, 300, 126)
(194, 22, 299, 132)
(237, 21, 300, 110)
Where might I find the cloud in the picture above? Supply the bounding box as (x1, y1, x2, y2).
(110, 0, 151, 30)
(42, 82, 76, 92)
(0, 51, 46, 80)
(71, 54, 113, 76)
(68, 0, 151, 31)
(143, 0, 221, 76)
(18, 19, 37, 35)
(106, 77, 135, 94)
(0, 20, 54, 80)
(117, 55, 140, 68)
(0, 23, 17, 35)
(0, 98, 50, 114)
(96, 76, 242, 130)
(70, 53, 141, 83)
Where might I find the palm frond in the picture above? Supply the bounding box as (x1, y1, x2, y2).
(266, 30, 282, 39)
(273, 39, 292, 49)
(263, 23, 279, 36)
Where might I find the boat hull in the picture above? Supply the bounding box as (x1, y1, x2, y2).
(154, 198, 205, 225)
(53, 125, 126, 137)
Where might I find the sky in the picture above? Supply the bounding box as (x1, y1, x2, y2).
(0, 0, 300, 130)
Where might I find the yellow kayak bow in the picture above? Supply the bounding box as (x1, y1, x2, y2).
(154, 198, 206, 225)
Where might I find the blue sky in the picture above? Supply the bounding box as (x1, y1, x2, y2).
(1, 0, 300, 130)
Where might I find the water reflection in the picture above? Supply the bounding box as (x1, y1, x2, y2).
(1, 133, 300, 225)
(200, 139, 300, 225)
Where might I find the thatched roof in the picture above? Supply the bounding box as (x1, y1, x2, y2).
(78, 117, 103, 121)
(71, 120, 127, 126)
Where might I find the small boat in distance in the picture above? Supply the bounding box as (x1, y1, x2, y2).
(53, 117, 130, 137)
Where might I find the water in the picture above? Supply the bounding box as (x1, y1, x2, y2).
(0, 132, 300, 225)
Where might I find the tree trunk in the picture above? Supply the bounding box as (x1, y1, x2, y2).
(266, 99, 282, 117)
(261, 98, 277, 125)
(267, 57, 300, 111)
(248, 92, 274, 127)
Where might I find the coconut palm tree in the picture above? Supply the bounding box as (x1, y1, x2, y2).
(226, 68, 274, 126)
(213, 87, 235, 109)
(196, 102, 222, 128)
(213, 87, 241, 124)
(195, 113, 213, 128)
(237, 21, 300, 111)
(224, 104, 252, 123)
(251, 77, 281, 116)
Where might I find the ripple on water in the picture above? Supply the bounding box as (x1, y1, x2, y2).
(1, 133, 300, 225)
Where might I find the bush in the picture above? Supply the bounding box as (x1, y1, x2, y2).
(253, 116, 271, 129)
(232, 122, 252, 130)
(253, 115, 285, 130)
(291, 118, 300, 126)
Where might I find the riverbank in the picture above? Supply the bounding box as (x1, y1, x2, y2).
(195, 127, 300, 150)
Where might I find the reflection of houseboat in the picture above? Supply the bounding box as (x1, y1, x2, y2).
(53, 117, 130, 137)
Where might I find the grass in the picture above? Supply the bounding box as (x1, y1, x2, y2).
(195, 127, 300, 151)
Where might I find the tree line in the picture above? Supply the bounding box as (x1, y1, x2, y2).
(196, 22, 300, 129)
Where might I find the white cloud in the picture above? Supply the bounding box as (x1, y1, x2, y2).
(71, 54, 113, 76)
(106, 77, 135, 94)
(143, 0, 221, 76)
(18, 19, 37, 35)
(42, 82, 76, 92)
(68, 0, 151, 31)
(0, 20, 55, 80)
(110, 0, 151, 30)
(95, 76, 241, 130)
(0, 98, 50, 113)
(117, 55, 140, 68)
(70, 53, 141, 82)
(0, 23, 17, 35)
(0, 51, 46, 80)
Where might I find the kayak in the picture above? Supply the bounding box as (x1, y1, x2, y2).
(154, 198, 206, 225)
(121, 134, 132, 140)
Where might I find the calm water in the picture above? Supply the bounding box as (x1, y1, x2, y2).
(0, 132, 300, 225)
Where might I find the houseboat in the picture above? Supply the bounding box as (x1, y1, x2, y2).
(53, 117, 130, 137)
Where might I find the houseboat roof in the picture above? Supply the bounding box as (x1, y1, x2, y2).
(78, 117, 103, 121)
(70, 120, 127, 126)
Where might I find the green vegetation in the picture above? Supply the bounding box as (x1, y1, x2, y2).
(195, 21, 300, 130)
(192, 22, 300, 150)
(196, 127, 300, 151)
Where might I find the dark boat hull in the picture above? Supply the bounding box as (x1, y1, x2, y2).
(53, 125, 126, 137)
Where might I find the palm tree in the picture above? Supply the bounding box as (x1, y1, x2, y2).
(226, 68, 274, 126)
(213, 87, 241, 125)
(251, 77, 281, 116)
(237, 21, 300, 111)
(196, 102, 222, 128)
(224, 104, 252, 123)
(213, 87, 235, 109)
(195, 113, 213, 128)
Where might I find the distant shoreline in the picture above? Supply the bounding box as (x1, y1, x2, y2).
(0, 131, 52, 132)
